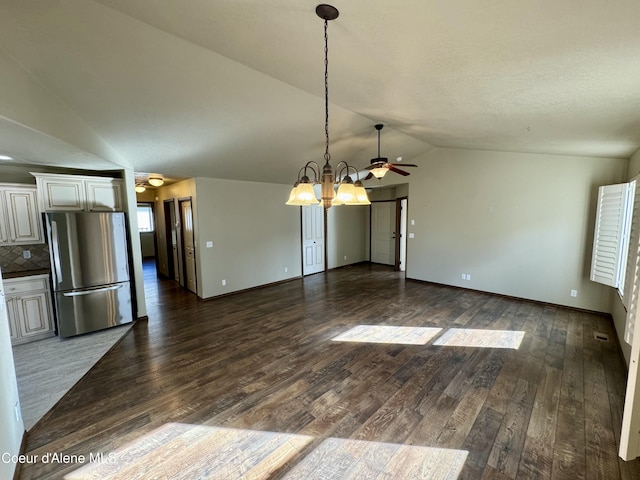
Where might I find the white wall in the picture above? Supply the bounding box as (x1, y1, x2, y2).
(0, 273, 25, 479)
(194, 177, 301, 298)
(403, 148, 627, 312)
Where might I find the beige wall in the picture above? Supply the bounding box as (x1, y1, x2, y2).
(327, 205, 368, 269)
(403, 148, 627, 312)
(194, 177, 301, 298)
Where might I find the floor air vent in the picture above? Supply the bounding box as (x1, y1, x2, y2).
(594, 332, 610, 342)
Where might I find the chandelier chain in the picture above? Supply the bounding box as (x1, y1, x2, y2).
(324, 18, 330, 163)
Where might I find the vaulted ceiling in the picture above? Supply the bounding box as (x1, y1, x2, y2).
(0, 0, 639, 185)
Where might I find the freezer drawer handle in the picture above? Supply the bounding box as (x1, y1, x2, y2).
(63, 285, 123, 297)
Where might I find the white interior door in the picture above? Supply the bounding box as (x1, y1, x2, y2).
(302, 205, 324, 275)
(371, 201, 396, 265)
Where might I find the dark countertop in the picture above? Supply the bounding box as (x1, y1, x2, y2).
(2, 269, 50, 279)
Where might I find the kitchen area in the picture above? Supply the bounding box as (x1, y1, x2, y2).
(1, 171, 137, 430)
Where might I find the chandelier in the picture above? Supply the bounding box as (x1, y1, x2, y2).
(286, 4, 370, 209)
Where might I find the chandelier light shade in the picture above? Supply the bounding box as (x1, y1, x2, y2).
(286, 4, 370, 209)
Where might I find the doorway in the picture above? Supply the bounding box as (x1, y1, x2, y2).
(370, 198, 408, 272)
(163, 199, 180, 282)
(302, 205, 325, 275)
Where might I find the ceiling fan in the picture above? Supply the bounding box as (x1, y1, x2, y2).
(365, 124, 417, 180)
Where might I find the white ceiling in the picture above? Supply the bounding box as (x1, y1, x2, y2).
(0, 0, 639, 185)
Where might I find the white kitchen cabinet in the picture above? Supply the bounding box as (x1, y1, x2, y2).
(33, 176, 84, 211)
(85, 178, 123, 211)
(4, 275, 54, 345)
(0, 184, 44, 245)
(32, 173, 123, 212)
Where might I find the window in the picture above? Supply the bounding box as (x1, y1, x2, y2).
(137, 203, 154, 232)
(591, 178, 640, 344)
(591, 182, 634, 290)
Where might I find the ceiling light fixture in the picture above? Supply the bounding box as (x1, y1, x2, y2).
(365, 124, 417, 180)
(286, 4, 369, 209)
(148, 177, 164, 187)
(135, 185, 146, 193)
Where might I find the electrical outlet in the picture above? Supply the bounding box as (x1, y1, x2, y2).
(23, 250, 31, 259)
(14, 402, 21, 422)
(222, 279, 227, 286)
(466, 274, 471, 281)
(284, 267, 288, 273)
(571, 289, 578, 297)
(461, 273, 466, 280)
(344, 255, 347, 260)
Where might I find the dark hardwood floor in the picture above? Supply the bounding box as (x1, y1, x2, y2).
(17, 262, 640, 479)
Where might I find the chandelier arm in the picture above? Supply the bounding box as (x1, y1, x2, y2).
(302, 161, 322, 182)
(348, 164, 361, 182)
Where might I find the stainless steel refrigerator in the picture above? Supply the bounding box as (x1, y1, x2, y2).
(45, 212, 133, 337)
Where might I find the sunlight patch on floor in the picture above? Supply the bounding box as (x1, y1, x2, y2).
(433, 328, 525, 349)
(282, 437, 468, 479)
(65, 424, 314, 480)
(65, 423, 468, 480)
(332, 325, 443, 345)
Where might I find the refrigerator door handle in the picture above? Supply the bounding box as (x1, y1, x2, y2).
(63, 284, 123, 297)
(51, 220, 63, 285)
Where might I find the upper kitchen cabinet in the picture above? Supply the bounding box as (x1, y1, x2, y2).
(0, 184, 44, 245)
(85, 178, 123, 211)
(32, 173, 123, 212)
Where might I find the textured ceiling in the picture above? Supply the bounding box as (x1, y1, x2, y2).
(0, 0, 638, 184)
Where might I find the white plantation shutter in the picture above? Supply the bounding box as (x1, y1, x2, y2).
(624, 179, 640, 344)
(590, 183, 632, 288)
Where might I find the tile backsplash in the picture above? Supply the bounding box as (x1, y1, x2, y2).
(0, 244, 50, 273)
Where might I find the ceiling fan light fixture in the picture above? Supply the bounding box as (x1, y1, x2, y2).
(370, 166, 388, 179)
(148, 177, 164, 187)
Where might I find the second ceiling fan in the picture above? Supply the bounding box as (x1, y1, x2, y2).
(365, 124, 417, 180)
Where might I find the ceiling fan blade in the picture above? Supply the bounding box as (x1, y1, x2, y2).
(388, 165, 411, 176)
(390, 163, 417, 167)
(364, 172, 374, 181)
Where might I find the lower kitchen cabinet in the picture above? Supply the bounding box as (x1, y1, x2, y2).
(5, 274, 54, 345)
